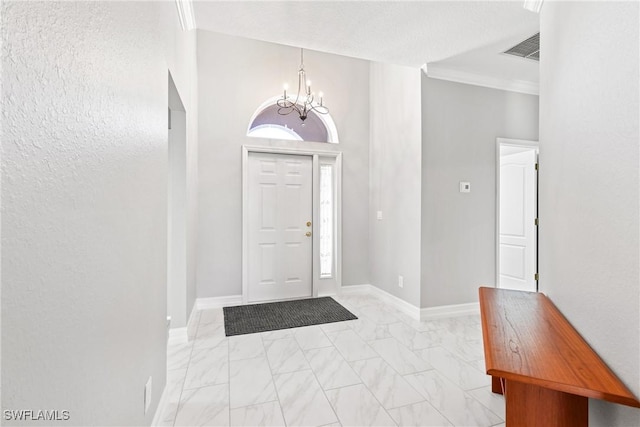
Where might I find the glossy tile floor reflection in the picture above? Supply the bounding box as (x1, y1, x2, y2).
(156, 293, 506, 427)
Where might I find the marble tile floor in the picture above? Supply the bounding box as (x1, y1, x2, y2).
(156, 293, 505, 427)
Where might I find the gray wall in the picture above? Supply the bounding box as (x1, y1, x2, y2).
(369, 62, 422, 306)
(539, 2, 640, 425)
(1, 1, 195, 424)
(168, 106, 188, 328)
(421, 76, 539, 308)
(197, 31, 370, 298)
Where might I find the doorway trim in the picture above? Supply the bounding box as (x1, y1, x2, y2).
(242, 145, 343, 304)
(495, 137, 539, 291)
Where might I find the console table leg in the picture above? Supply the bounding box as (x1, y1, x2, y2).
(492, 376, 503, 395)
(505, 380, 588, 427)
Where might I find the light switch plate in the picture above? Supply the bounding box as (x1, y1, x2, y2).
(459, 182, 471, 193)
(377, 211, 383, 220)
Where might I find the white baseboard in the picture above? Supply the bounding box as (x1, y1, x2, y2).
(168, 327, 188, 344)
(190, 288, 478, 324)
(420, 302, 480, 320)
(167, 303, 200, 345)
(151, 380, 168, 427)
(368, 286, 421, 320)
(341, 284, 479, 321)
(340, 284, 421, 320)
(186, 303, 198, 339)
(196, 295, 242, 310)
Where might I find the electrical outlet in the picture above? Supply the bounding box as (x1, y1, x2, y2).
(398, 275, 404, 288)
(144, 376, 152, 414)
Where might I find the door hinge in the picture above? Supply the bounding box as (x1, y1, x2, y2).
(534, 273, 539, 281)
(535, 163, 539, 171)
(534, 218, 539, 226)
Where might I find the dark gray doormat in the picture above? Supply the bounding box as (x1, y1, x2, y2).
(223, 297, 357, 336)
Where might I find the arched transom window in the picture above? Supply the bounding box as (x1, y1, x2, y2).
(247, 96, 339, 143)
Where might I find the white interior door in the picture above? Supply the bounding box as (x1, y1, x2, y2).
(499, 146, 537, 292)
(247, 152, 313, 302)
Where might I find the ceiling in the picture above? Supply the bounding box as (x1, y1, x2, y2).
(193, 1, 540, 87)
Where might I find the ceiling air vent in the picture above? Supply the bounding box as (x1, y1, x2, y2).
(503, 33, 540, 61)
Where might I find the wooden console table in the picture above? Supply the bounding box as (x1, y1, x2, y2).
(479, 287, 639, 426)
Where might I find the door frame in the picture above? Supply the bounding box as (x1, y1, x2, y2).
(242, 145, 343, 304)
(495, 138, 539, 291)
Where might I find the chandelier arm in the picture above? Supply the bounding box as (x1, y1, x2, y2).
(276, 98, 295, 107)
(277, 107, 295, 116)
(309, 105, 330, 115)
(277, 104, 302, 116)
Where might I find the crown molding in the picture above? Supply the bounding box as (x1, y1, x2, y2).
(426, 64, 539, 96)
(523, 0, 544, 14)
(175, 0, 196, 31)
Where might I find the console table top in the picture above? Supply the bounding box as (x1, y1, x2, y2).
(479, 286, 640, 408)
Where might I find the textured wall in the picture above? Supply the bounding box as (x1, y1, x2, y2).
(369, 62, 422, 306)
(196, 31, 370, 298)
(1, 1, 187, 424)
(421, 76, 539, 308)
(539, 2, 640, 425)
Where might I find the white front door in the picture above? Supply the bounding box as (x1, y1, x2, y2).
(247, 152, 313, 302)
(499, 146, 537, 292)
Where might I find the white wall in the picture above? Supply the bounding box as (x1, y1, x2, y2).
(369, 62, 422, 306)
(160, 9, 199, 332)
(168, 106, 188, 328)
(421, 76, 539, 308)
(539, 2, 640, 425)
(196, 31, 370, 298)
(1, 1, 197, 424)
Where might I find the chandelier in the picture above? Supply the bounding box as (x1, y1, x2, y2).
(277, 48, 329, 123)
